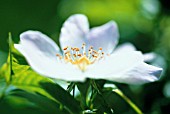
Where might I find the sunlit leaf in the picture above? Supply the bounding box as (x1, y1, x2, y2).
(0, 56, 11, 84)
(12, 62, 54, 99)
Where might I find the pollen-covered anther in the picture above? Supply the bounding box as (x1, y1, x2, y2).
(73, 54, 76, 57)
(75, 48, 80, 51)
(78, 54, 82, 57)
(92, 55, 98, 58)
(63, 46, 68, 50)
(56, 43, 105, 71)
(93, 50, 98, 54)
(99, 47, 102, 50)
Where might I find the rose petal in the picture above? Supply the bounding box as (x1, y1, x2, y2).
(106, 62, 162, 84)
(114, 43, 156, 62)
(59, 14, 89, 49)
(86, 51, 143, 79)
(14, 45, 86, 82)
(20, 30, 61, 56)
(143, 52, 157, 62)
(15, 31, 86, 82)
(113, 43, 136, 54)
(86, 50, 162, 84)
(87, 21, 119, 54)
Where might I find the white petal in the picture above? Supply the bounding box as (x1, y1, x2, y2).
(107, 62, 162, 85)
(86, 51, 143, 79)
(20, 30, 61, 56)
(87, 21, 119, 54)
(113, 43, 136, 54)
(114, 44, 157, 62)
(59, 14, 89, 49)
(143, 52, 156, 62)
(15, 30, 86, 82)
(86, 50, 162, 84)
(14, 44, 86, 82)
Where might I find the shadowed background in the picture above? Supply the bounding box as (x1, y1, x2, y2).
(0, 0, 170, 113)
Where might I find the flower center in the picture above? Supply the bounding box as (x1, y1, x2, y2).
(56, 43, 105, 72)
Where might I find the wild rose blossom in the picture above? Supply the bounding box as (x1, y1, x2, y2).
(14, 14, 162, 84)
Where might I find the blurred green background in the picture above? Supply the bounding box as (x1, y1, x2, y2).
(0, 0, 170, 113)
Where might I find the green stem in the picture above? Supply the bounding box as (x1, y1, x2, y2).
(8, 32, 13, 83)
(90, 80, 101, 94)
(90, 85, 94, 100)
(112, 89, 143, 114)
(91, 80, 113, 114)
(67, 82, 75, 93)
(72, 84, 75, 97)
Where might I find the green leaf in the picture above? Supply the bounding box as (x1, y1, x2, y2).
(100, 89, 129, 114)
(0, 56, 11, 84)
(0, 50, 8, 67)
(10, 89, 69, 114)
(0, 71, 68, 114)
(8, 32, 13, 82)
(0, 78, 7, 99)
(77, 80, 90, 98)
(92, 92, 113, 114)
(0, 96, 46, 114)
(40, 82, 82, 114)
(103, 84, 143, 114)
(12, 61, 30, 75)
(81, 80, 113, 114)
(0, 88, 50, 114)
(11, 62, 54, 99)
(77, 80, 90, 109)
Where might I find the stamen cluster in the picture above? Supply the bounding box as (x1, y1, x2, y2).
(56, 43, 105, 71)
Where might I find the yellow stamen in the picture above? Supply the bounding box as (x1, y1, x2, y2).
(56, 44, 106, 72)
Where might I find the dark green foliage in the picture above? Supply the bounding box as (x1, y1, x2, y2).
(0, 0, 170, 113)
